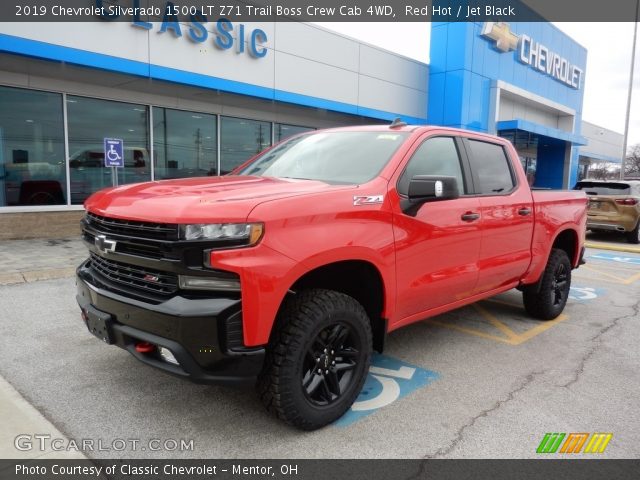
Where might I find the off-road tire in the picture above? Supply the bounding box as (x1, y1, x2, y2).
(257, 289, 372, 430)
(523, 248, 572, 320)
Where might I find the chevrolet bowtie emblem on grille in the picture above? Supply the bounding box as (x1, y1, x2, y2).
(481, 22, 519, 53)
(94, 234, 117, 255)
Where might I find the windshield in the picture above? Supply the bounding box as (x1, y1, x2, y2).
(574, 182, 632, 196)
(237, 131, 409, 184)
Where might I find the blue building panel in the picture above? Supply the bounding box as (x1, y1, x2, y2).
(427, 72, 446, 126)
(429, 21, 588, 188)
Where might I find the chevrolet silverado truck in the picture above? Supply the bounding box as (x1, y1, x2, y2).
(76, 123, 587, 430)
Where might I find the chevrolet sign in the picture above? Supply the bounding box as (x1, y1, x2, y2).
(482, 22, 584, 90)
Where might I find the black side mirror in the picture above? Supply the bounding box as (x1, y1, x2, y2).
(402, 175, 459, 215)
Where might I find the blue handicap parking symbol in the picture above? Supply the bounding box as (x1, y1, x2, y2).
(589, 253, 640, 265)
(104, 138, 124, 167)
(569, 285, 605, 302)
(335, 354, 440, 427)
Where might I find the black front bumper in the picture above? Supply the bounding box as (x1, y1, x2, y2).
(76, 260, 265, 386)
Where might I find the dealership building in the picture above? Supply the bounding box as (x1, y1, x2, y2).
(0, 19, 623, 238)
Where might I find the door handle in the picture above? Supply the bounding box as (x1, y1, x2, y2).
(518, 207, 532, 216)
(461, 212, 480, 222)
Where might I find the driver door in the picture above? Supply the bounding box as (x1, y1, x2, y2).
(391, 135, 481, 324)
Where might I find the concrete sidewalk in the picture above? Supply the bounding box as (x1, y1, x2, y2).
(0, 237, 87, 286)
(0, 375, 85, 459)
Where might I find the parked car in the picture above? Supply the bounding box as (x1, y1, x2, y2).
(574, 180, 640, 244)
(76, 123, 587, 430)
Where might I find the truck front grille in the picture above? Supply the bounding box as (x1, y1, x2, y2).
(89, 253, 178, 297)
(86, 212, 179, 241)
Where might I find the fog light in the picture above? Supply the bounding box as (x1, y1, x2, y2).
(178, 275, 240, 291)
(159, 347, 179, 365)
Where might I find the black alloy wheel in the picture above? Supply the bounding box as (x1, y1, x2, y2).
(523, 248, 572, 320)
(302, 323, 361, 406)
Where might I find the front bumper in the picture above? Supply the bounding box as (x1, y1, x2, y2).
(76, 260, 265, 386)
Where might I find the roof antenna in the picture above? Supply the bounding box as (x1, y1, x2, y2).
(390, 117, 407, 129)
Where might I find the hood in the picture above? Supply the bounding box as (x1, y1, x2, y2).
(84, 175, 345, 223)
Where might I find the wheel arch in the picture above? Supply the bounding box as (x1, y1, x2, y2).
(282, 259, 388, 353)
(551, 228, 580, 267)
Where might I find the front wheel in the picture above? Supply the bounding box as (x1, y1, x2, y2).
(257, 289, 372, 430)
(522, 249, 572, 320)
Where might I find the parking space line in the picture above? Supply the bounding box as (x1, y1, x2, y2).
(427, 303, 569, 346)
(473, 304, 520, 341)
(578, 265, 640, 285)
(427, 318, 515, 344)
(511, 314, 569, 344)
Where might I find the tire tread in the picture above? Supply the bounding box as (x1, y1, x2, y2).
(257, 289, 372, 430)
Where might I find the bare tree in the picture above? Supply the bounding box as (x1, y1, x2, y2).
(624, 144, 640, 178)
(588, 162, 619, 180)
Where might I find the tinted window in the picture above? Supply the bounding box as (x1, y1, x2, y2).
(467, 140, 515, 194)
(238, 131, 408, 184)
(0, 86, 66, 206)
(397, 137, 464, 195)
(574, 182, 631, 195)
(153, 107, 217, 179)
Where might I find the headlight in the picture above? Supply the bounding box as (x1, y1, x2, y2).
(182, 223, 264, 245)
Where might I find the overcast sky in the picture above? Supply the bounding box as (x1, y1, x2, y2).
(315, 22, 640, 150)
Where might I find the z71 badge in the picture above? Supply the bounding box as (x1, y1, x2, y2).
(353, 195, 384, 206)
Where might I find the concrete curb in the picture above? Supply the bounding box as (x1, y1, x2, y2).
(0, 375, 86, 459)
(585, 241, 640, 254)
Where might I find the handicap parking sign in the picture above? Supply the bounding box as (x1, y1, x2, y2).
(104, 138, 124, 167)
(335, 354, 440, 427)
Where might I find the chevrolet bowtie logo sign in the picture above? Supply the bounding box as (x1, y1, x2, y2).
(481, 22, 518, 52)
(480, 22, 584, 90)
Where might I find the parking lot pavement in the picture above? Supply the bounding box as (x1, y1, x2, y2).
(0, 247, 638, 459)
(0, 237, 86, 285)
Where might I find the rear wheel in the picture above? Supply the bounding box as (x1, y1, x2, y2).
(626, 221, 640, 244)
(523, 249, 572, 320)
(257, 289, 372, 430)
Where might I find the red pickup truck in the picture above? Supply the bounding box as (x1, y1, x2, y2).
(76, 124, 587, 429)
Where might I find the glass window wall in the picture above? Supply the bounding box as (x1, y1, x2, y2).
(153, 107, 218, 179)
(275, 123, 314, 143)
(67, 96, 150, 204)
(220, 117, 271, 174)
(0, 86, 66, 206)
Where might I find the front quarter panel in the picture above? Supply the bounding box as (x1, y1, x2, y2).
(228, 179, 397, 346)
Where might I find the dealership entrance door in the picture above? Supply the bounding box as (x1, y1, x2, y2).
(499, 129, 576, 189)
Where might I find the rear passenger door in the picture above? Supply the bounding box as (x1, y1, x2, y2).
(462, 138, 534, 294)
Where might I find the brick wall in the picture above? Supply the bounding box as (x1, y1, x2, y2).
(0, 211, 84, 240)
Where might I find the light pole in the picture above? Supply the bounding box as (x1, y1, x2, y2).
(620, 0, 639, 179)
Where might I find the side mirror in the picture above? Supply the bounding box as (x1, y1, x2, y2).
(402, 175, 459, 216)
(408, 175, 459, 202)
